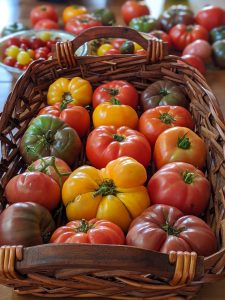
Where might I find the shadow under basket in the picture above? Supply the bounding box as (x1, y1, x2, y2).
(0, 26, 225, 299)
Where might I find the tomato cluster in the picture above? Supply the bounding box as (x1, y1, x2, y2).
(0, 75, 217, 258)
(3, 32, 61, 70)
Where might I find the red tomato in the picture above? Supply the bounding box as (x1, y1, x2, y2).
(38, 103, 90, 138)
(30, 5, 58, 26)
(105, 48, 121, 55)
(180, 54, 206, 75)
(3, 56, 16, 67)
(154, 126, 207, 170)
(5, 171, 61, 211)
(195, 6, 225, 31)
(19, 37, 31, 48)
(126, 204, 217, 256)
(138, 106, 194, 147)
(5, 37, 20, 47)
(169, 24, 208, 51)
(93, 80, 138, 109)
(65, 14, 102, 35)
(147, 162, 210, 215)
(111, 38, 126, 49)
(14, 62, 24, 70)
(50, 219, 125, 245)
(46, 39, 57, 50)
(30, 37, 45, 49)
(27, 156, 71, 187)
(147, 30, 172, 48)
(35, 46, 50, 59)
(182, 40, 212, 62)
(86, 125, 151, 168)
(121, 1, 150, 25)
(34, 19, 59, 30)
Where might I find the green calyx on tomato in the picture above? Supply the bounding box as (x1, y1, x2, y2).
(111, 98, 121, 105)
(177, 133, 191, 149)
(161, 221, 184, 236)
(40, 6, 48, 11)
(59, 98, 73, 111)
(103, 87, 119, 96)
(182, 170, 195, 184)
(112, 133, 126, 142)
(159, 113, 175, 124)
(80, 18, 89, 23)
(75, 219, 94, 233)
(93, 179, 117, 197)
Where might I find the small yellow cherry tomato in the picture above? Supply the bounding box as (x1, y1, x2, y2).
(6, 45, 20, 59)
(17, 51, 31, 65)
(97, 43, 113, 56)
(133, 42, 143, 52)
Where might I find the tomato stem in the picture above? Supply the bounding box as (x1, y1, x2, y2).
(60, 99, 73, 111)
(182, 170, 195, 184)
(159, 88, 169, 96)
(177, 133, 191, 149)
(113, 134, 125, 142)
(161, 221, 184, 236)
(75, 219, 94, 233)
(159, 113, 175, 124)
(103, 87, 119, 96)
(94, 179, 117, 197)
(111, 98, 121, 105)
(62, 92, 73, 103)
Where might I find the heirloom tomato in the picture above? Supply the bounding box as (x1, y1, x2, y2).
(5, 171, 61, 211)
(169, 24, 209, 51)
(210, 26, 225, 43)
(0, 202, 55, 247)
(126, 204, 217, 256)
(65, 14, 102, 35)
(147, 162, 210, 216)
(86, 126, 151, 168)
(34, 19, 59, 30)
(154, 127, 207, 170)
(19, 115, 81, 166)
(38, 102, 90, 137)
(138, 106, 194, 147)
(129, 16, 159, 33)
(212, 40, 225, 68)
(27, 156, 71, 186)
(182, 40, 212, 62)
(62, 5, 88, 23)
(92, 100, 138, 129)
(62, 156, 150, 231)
(47, 77, 93, 107)
(50, 219, 125, 245)
(92, 8, 116, 26)
(147, 30, 172, 48)
(180, 54, 206, 75)
(93, 80, 138, 109)
(121, 0, 150, 25)
(30, 5, 58, 26)
(195, 6, 225, 31)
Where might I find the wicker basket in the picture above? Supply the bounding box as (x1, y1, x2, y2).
(0, 26, 225, 299)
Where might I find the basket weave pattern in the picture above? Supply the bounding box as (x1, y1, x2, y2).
(0, 27, 224, 299)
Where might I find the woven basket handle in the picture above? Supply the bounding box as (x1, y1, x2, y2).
(52, 26, 168, 68)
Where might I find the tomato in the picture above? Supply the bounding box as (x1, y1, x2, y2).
(93, 80, 138, 109)
(0, 202, 55, 247)
(46, 39, 57, 50)
(27, 49, 35, 59)
(3, 56, 16, 67)
(154, 126, 207, 170)
(19, 115, 82, 166)
(182, 40, 212, 62)
(135, 49, 147, 56)
(62, 156, 150, 231)
(65, 14, 102, 36)
(147, 30, 172, 49)
(126, 204, 217, 256)
(121, 1, 150, 25)
(30, 37, 45, 49)
(5, 37, 20, 47)
(86, 126, 151, 168)
(180, 54, 206, 75)
(120, 40, 135, 54)
(14, 62, 24, 70)
(5, 45, 20, 59)
(34, 19, 59, 30)
(27, 156, 71, 187)
(30, 5, 58, 26)
(112, 38, 126, 49)
(93, 101, 138, 129)
(105, 48, 121, 55)
(138, 106, 194, 147)
(34, 46, 50, 59)
(92, 8, 116, 26)
(212, 40, 225, 68)
(19, 37, 31, 48)
(169, 24, 209, 51)
(140, 80, 188, 111)
(97, 43, 114, 56)
(38, 102, 90, 138)
(63, 5, 88, 23)
(50, 219, 125, 245)
(5, 171, 61, 211)
(147, 162, 210, 216)
(17, 51, 31, 65)
(47, 77, 93, 106)
(129, 16, 159, 33)
(210, 26, 225, 43)
(195, 6, 225, 31)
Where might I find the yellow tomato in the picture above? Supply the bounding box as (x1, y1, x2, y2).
(92, 101, 138, 129)
(133, 42, 143, 52)
(47, 77, 93, 106)
(63, 5, 88, 23)
(97, 43, 113, 56)
(62, 157, 150, 231)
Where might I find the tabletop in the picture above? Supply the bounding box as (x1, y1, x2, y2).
(0, 0, 225, 299)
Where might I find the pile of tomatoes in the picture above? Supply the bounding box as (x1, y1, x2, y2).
(0, 76, 217, 257)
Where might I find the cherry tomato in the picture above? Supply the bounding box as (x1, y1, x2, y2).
(38, 31, 52, 42)
(27, 49, 35, 58)
(97, 44, 114, 56)
(34, 47, 50, 59)
(14, 62, 24, 70)
(121, 1, 150, 25)
(195, 6, 225, 31)
(19, 37, 31, 48)
(20, 43, 29, 51)
(180, 54, 206, 75)
(17, 51, 31, 65)
(46, 39, 57, 49)
(30, 5, 58, 26)
(111, 38, 126, 49)
(5, 37, 20, 47)
(105, 48, 121, 55)
(5, 45, 20, 59)
(3, 56, 16, 67)
(30, 37, 45, 49)
(34, 19, 59, 30)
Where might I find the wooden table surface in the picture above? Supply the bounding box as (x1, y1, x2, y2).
(0, 0, 225, 299)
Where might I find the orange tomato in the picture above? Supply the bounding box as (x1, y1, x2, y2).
(63, 5, 88, 23)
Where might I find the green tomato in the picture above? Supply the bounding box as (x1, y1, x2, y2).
(120, 41, 134, 54)
(129, 16, 159, 33)
(212, 40, 225, 68)
(19, 115, 82, 166)
(210, 26, 225, 43)
(6, 45, 20, 59)
(17, 51, 30, 65)
(92, 8, 116, 26)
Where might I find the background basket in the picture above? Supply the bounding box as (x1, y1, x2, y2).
(0, 26, 225, 299)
